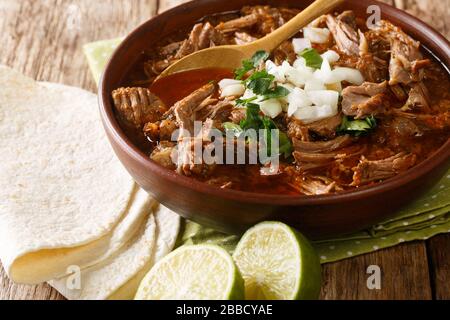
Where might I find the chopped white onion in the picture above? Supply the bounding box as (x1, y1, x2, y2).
(287, 87, 313, 117)
(331, 67, 364, 85)
(304, 78, 326, 91)
(242, 88, 257, 100)
(315, 104, 336, 118)
(218, 78, 242, 89)
(313, 59, 336, 84)
(279, 83, 295, 108)
(292, 38, 312, 53)
(293, 57, 306, 69)
(220, 84, 245, 97)
(293, 57, 315, 73)
(307, 90, 339, 110)
(308, 16, 325, 28)
(303, 27, 331, 44)
(316, 104, 338, 121)
(281, 61, 313, 87)
(259, 99, 283, 118)
(266, 60, 286, 82)
(293, 104, 338, 124)
(293, 106, 314, 122)
(321, 50, 340, 63)
(218, 78, 245, 97)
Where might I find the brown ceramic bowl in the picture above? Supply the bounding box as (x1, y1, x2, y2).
(99, 0, 450, 239)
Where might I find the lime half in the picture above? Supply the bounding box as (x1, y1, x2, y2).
(233, 221, 321, 300)
(135, 245, 244, 300)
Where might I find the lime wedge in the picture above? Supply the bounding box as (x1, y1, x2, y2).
(135, 245, 244, 300)
(233, 221, 321, 300)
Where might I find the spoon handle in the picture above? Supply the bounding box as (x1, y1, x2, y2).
(244, 0, 344, 53)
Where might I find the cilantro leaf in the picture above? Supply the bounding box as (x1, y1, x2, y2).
(246, 69, 274, 82)
(235, 96, 258, 107)
(262, 86, 290, 101)
(365, 115, 377, 128)
(261, 116, 276, 156)
(240, 103, 262, 131)
(247, 78, 273, 95)
(278, 131, 293, 158)
(235, 104, 293, 158)
(260, 117, 293, 158)
(245, 70, 275, 95)
(261, 116, 277, 130)
(223, 122, 244, 137)
(337, 115, 377, 136)
(251, 50, 270, 67)
(299, 48, 323, 69)
(234, 51, 270, 80)
(234, 59, 254, 80)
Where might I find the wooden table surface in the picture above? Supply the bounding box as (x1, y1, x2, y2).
(0, 0, 449, 300)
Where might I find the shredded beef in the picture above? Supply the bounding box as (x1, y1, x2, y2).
(352, 153, 416, 185)
(341, 81, 389, 118)
(112, 87, 167, 129)
(326, 11, 360, 56)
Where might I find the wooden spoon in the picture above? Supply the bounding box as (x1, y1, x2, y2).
(157, 0, 344, 79)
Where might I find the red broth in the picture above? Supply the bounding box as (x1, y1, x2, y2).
(150, 68, 234, 106)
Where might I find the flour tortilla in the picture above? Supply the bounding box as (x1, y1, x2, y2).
(108, 204, 181, 300)
(49, 204, 180, 300)
(0, 66, 138, 283)
(49, 207, 156, 300)
(38, 186, 156, 283)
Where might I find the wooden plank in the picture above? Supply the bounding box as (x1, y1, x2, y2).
(427, 234, 450, 300)
(379, 0, 395, 6)
(393, 0, 449, 38)
(157, 0, 191, 13)
(320, 242, 433, 300)
(0, 0, 157, 92)
(0, 0, 158, 300)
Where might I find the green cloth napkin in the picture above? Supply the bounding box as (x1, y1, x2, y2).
(84, 39, 450, 264)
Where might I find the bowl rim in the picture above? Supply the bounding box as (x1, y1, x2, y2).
(99, 0, 450, 206)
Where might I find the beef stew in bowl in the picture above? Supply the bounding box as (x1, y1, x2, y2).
(100, 0, 450, 237)
(111, 5, 450, 196)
